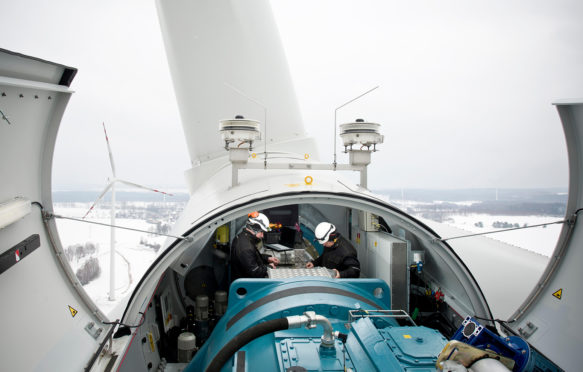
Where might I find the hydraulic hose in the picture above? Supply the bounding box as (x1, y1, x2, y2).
(206, 317, 289, 372)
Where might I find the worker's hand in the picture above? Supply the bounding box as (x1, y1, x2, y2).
(333, 269, 340, 278)
(268, 257, 279, 266)
(305, 262, 314, 268)
(269, 263, 276, 269)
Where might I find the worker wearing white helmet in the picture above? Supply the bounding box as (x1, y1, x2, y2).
(306, 222, 360, 278)
(230, 211, 279, 282)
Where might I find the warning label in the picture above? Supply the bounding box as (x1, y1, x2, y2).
(68, 305, 78, 317)
(552, 289, 563, 300)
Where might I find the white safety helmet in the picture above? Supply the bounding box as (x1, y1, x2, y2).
(247, 212, 270, 233)
(314, 222, 336, 244)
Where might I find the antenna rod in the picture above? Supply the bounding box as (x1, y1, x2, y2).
(333, 85, 379, 169)
(224, 82, 268, 167)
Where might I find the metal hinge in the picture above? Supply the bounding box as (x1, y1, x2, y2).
(517, 321, 538, 339)
(85, 322, 104, 340)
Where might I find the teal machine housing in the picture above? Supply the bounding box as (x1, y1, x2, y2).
(186, 277, 448, 371)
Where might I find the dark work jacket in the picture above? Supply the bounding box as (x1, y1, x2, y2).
(230, 230, 271, 282)
(312, 235, 360, 278)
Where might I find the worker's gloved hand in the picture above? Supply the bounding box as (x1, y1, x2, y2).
(305, 262, 314, 269)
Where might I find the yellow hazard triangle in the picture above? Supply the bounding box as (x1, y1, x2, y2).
(68, 305, 78, 317)
(552, 289, 563, 300)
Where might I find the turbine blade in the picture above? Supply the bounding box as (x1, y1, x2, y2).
(116, 179, 174, 196)
(82, 182, 114, 219)
(102, 122, 116, 177)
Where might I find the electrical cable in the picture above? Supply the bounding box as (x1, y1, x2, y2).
(437, 219, 567, 242)
(33, 200, 190, 241)
(473, 315, 516, 325)
(206, 317, 289, 372)
(51, 212, 191, 241)
(439, 207, 583, 243)
(0, 108, 11, 125)
(102, 313, 146, 329)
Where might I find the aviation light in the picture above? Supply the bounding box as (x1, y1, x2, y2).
(219, 115, 261, 151)
(340, 118, 384, 169)
(220, 115, 263, 186)
(339, 118, 384, 151)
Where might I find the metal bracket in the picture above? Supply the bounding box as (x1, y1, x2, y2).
(303, 311, 317, 329)
(85, 322, 104, 340)
(517, 321, 538, 339)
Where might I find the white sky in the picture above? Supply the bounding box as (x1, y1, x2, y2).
(2, 0, 581, 191)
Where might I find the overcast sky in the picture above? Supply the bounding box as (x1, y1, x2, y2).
(2, 0, 581, 192)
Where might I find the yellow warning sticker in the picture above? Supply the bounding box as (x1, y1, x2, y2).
(552, 289, 563, 300)
(68, 305, 78, 318)
(403, 334, 411, 339)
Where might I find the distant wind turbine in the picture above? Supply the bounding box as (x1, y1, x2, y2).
(83, 122, 172, 301)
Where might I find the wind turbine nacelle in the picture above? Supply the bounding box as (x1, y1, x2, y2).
(219, 116, 261, 150)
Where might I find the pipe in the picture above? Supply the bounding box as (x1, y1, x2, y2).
(206, 318, 289, 372)
(206, 312, 336, 371)
(469, 358, 512, 372)
(288, 311, 335, 347)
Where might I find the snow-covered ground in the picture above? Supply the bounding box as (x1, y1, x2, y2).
(390, 199, 563, 257)
(54, 203, 168, 317)
(440, 214, 562, 257)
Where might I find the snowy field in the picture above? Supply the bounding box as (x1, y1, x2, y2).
(54, 203, 168, 317)
(390, 199, 563, 257)
(440, 214, 562, 257)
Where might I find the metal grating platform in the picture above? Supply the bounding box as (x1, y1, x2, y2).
(268, 267, 335, 279)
